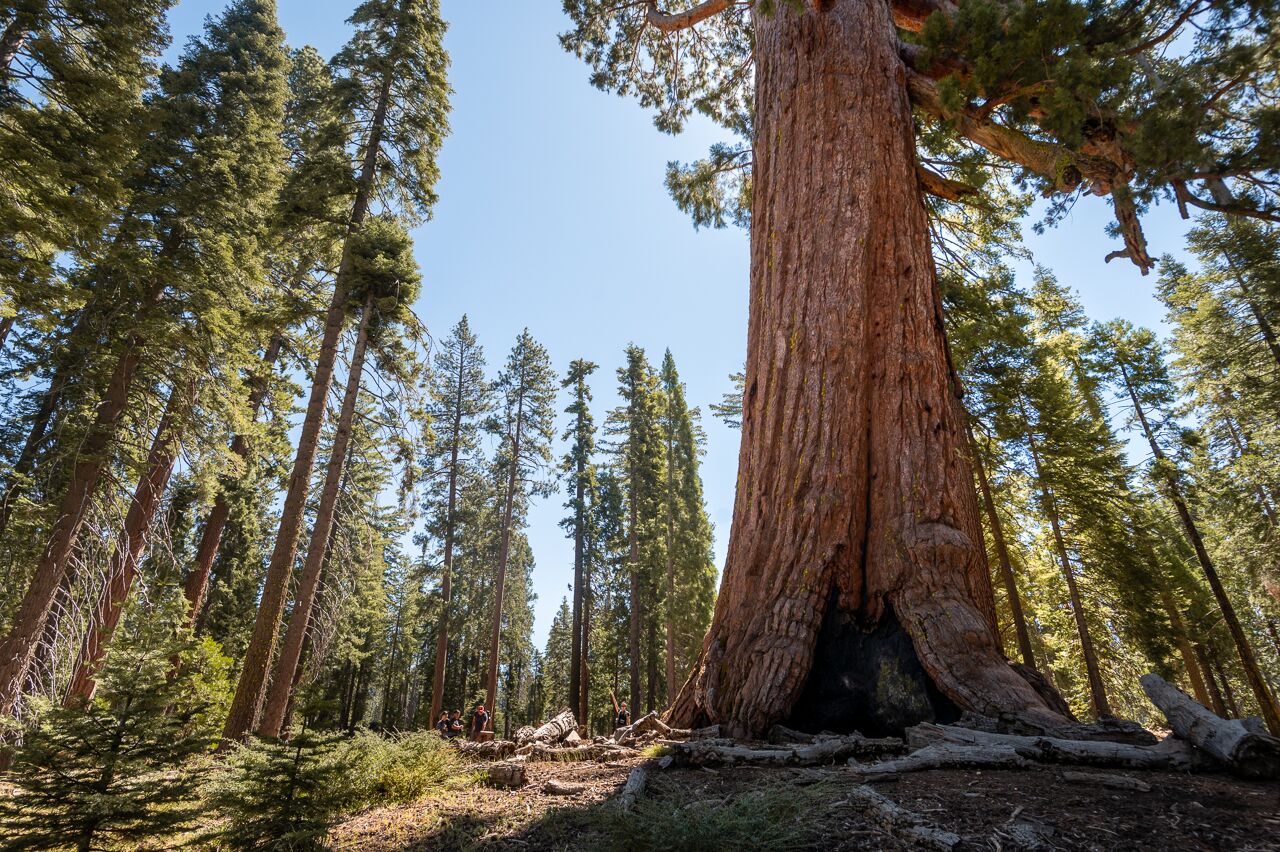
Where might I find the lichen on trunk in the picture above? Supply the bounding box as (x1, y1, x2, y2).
(667, 0, 1062, 738)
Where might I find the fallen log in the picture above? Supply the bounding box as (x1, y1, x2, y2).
(519, 709, 577, 746)
(543, 778, 585, 796)
(617, 765, 648, 811)
(851, 743, 1027, 775)
(456, 739, 516, 760)
(906, 723, 1209, 771)
(1141, 672, 1280, 779)
(615, 711, 672, 744)
(953, 710, 1157, 745)
(520, 742, 633, 762)
(673, 732, 903, 766)
(843, 784, 961, 851)
(484, 761, 527, 788)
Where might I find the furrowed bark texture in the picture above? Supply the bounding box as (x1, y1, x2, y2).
(668, 0, 1058, 738)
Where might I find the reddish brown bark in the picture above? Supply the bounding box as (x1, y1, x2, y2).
(1194, 642, 1230, 717)
(664, 424, 677, 703)
(667, 0, 1059, 738)
(1117, 361, 1280, 733)
(627, 455, 641, 714)
(969, 425, 1035, 669)
(64, 384, 190, 704)
(0, 313, 13, 353)
(222, 73, 391, 744)
(183, 333, 284, 626)
(0, 280, 163, 717)
(258, 296, 373, 737)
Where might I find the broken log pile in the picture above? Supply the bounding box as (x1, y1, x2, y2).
(662, 674, 1280, 781)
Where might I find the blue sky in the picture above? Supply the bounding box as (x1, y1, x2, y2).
(166, 0, 1195, 648)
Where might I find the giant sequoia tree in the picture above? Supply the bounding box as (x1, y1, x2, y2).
(563, 0, 1280, 736)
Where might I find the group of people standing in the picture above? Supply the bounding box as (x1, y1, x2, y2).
(435, 703, 489, 740)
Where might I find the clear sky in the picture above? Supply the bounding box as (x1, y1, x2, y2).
(165, 0, 1196, 648)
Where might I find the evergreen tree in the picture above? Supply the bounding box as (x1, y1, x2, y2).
(658, 351, 716, 700)
(0, 592, 226, 851)
(225, 0, 450, 743)
(421, 316, 491, 725)
(607, 345, 667, 713)
(0, 0, 290, 719)
(483, 330, 556, 715)
(560, 357, 599, 722)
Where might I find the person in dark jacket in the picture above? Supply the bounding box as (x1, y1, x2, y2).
(449, 709, 464, 737)
(436, 711, 451, 737)
(615, 701, 630, 729)
(471, 703, 490, 739)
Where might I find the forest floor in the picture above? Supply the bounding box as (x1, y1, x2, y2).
(329, 750, 1280, 851)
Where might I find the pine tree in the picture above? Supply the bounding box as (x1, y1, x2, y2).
(205, 725, 353, 851)
(658, 351, 716, 700)
(1099, 319, 1280, 732)
(259, 215, 422, 737)
(607, 346, 667, 713)
(0, 0, 290, 719)
(483, 330, 556, 716)
(0, 592, 226, 851)
(421, 316, 491, 726)
(225, 0, 450, 743)
(559, 357, 599, 723)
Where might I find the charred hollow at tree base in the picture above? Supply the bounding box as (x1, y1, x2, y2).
(786, 603, 959, 737)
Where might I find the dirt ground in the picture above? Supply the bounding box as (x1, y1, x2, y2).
(330, 753, 1280, 851)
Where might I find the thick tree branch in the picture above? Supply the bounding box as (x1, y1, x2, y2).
(890, 0, 958, 31)
(917, 164, 979, 202)
(646, 0, 735, 32)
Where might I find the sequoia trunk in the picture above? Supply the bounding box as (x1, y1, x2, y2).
(668, 0, 1058, 738)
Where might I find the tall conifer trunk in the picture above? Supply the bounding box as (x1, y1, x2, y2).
(183, 333, 284, 625)
(668, 0, 1057, 738)
(0, 274, 167, 716)
(569, 461, 585, 720)
(627, 458, 641, 714)
(1117, 361, 1280, 733)
(969, 425, 1036, 669)
(223, 73, 392, 743)
(429, 357, 467, 725)
(664, 424, 677, 702)
(258, 295, 373, 736)
(64, 381, 192, 703)
(484, 400, 525, 717)
(1157, 587, 1212, 708)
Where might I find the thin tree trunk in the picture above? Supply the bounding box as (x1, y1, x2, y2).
(1157, 588, 1212, 708)
(223, 72, 392, 744)
(581, 551, 592, 730)
(1118, 361, 1280, 733)
(569, 460, 585, 723)
(664, 424, 678, 704)
(969, 424, 1035, 669)
(628, 455, 641, 715)
(184, 333, 285, 626)
(258, 297, 373, 737)
(64, 381, 192, 705)
(669, 0, 1058, 737)
(0, 313, 13, 353)
(0, 275, 166, 716)
(1194, 642, 1230, 717)
(1023, 422, 1111, 718)
(485, 397, 525, 717)
(429, 355, 467, 725)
